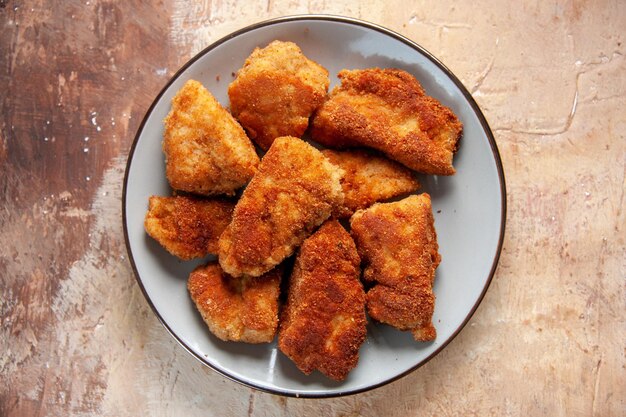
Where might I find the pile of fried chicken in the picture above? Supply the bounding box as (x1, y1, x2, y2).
(144, 40, 462, 381)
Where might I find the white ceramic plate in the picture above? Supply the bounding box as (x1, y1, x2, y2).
(123, 15, 506, 397)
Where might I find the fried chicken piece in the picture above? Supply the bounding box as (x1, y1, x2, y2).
(144, 195, 235, 260)
(187, 262, 281, 343)
(278, 220, 366, 381)
(350, 194, 441, 341)
(163, 79, 259, 196)
(322, 149, 420, 217)
(218, 136, 344, 277)
(228, 40, 330, 150)
(311, 68, 463, 175)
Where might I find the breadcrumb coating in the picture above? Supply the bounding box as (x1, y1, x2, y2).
(188, 262, 281, 343)
(278, 220, 366, 381)
(322, 149, 420, 217)
(218, 136, 344, 277)
(350, 194, 440, 341)
(144, 195, 234, 260)
(163, 79, 259, 196)
(311, 68, 462, 175)
(228, 40, 329, 150)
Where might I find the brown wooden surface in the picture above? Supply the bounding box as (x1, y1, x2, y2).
(1, 1, 624, 416)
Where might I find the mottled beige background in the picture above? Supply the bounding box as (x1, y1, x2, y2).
(1, 1, 624, 416)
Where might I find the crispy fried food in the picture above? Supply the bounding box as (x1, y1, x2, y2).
(228, 40, 330, 150)
(278, 220, 366, 381)
(322, 149, 420, 217)
(163, 79, 260, 196)
(311, 68, 462, 175)
(218, 136, 344, 277)
(144, 195, 235, 260)
(350, 194, 441, 341)
(187, 262, 281, 343)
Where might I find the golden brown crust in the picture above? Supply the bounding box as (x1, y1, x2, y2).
(278, 220, 366, 381)
(163, 79, 260, 196)
(218, 136, 344, 277)
(228, 40, 330, 150)
(350, 194, 440, 341)
(187, 262, 281, 343)
(144, 195, 235, 260)
(311, 68, 462, 175)
(322, 149, 420, 217)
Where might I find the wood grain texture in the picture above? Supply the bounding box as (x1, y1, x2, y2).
(1, 1, 624, 416)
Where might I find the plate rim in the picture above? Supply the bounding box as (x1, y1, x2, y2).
(122, 14, 507, 398)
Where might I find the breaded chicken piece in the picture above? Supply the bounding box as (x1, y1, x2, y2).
(218, 136, 344, 277)
(350, 194, 441, 341)
(228, 40, 330, 150)
(278, 220, 366, 381)
(163, 79, 260, 196)
(187, 262, 281, 343)
(311, 68, 463, 175)
(144, 195, 235, 260)
(322, 149, 420, 217)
